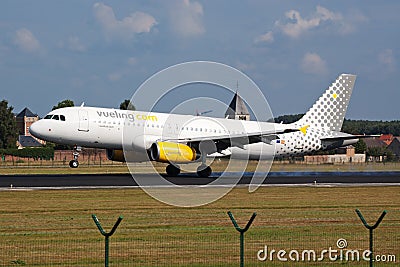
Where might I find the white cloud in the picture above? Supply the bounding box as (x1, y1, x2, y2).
(235, 61, 256, 72)
(93, 3, 157, 41)
(108, 68, 132, 82)
(256, 6, 367, 44)
(378, 49, 396, 71)
(276, 6, 343, 39)
(337, 10, 368, 35)
(108, 72, 123, 82)
(59, 36, 86, 52)
(254, 31, 274, 44)
(14, 28, 40, 53)
(127, 57, 137, 65)
(169, 0, 205, 37)
(275, 6, 354, 38)
(301, 52, 328, 75)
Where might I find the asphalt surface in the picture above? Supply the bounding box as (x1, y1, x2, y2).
(1, 171, 400, 187)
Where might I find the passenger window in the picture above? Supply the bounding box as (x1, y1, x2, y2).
(60, 115, 65, 121)
(52, 115, 59, 120)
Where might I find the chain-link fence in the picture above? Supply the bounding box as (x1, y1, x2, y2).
(1, 213, 399, 266)
(0, 188, 399, 266)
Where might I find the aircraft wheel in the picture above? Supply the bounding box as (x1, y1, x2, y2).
(166, 164, 180, 176)
(69, 160, 79, 168)
(197, 165, 212, 178)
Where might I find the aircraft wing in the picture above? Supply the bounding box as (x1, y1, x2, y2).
(163, 127, 299, 152)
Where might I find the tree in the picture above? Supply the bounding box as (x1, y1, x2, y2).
(119, 99, 135, 110)
(274, 114, 304, 124)
(0, 100, 18, 149)
(52, 99, 75, 110)
(354, 139, 367, 154)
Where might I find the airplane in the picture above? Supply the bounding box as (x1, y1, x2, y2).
(30, 73, 364, 177)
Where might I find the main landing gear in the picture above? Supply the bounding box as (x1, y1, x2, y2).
(69, 146, 81, 168)
(164, 145, 213, 177)
(196, 152, 212, 178)
(165, 163, 212, 178)
(166, 164, 180, 176)
(197, 165, 212, 178)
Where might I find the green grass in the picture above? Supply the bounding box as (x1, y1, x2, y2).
(1, 160, 400, 175)
(0, 187, 399, 266)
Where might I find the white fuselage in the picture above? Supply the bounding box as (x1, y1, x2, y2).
(29, 74, 361, 170)
(29, 106, 355, 162)
(30, 107, 276, 161)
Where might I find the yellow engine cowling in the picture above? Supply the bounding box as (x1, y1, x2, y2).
(150, 142, 197, 163)
(106, 149, 125, 162)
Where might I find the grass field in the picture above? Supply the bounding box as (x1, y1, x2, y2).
(0, 186, 399, 266)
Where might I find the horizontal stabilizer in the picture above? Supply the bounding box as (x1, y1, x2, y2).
(321, 134, 381, 142)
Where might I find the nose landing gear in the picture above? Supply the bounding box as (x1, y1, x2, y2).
(69, 146, 81, 168)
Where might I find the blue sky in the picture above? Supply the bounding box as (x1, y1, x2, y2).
(0, 1, 399, 120)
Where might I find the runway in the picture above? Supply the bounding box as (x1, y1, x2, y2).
(1, 171, 400, 188)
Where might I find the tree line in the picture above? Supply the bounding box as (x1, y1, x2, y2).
(274, 114, 400, 135)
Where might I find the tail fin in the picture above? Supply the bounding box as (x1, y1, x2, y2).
(296, 74, 356, 131)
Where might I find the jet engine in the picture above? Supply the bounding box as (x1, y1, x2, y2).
(106, 149, 125, 162)
(149, 142, 198, 163)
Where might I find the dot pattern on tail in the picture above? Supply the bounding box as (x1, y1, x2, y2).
(296, 74, 357, 132)
(276, 74, 357, 157)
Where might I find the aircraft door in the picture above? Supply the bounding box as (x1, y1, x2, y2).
(78, 109, 89, 132)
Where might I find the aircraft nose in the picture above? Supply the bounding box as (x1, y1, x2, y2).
(29, 120, 45, 139)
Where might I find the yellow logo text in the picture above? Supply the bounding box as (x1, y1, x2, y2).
(136, 114, 158, 121)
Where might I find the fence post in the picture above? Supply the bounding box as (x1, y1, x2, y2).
(355, 209, 387, 267)
(92, 214, 123, 267)
(227, 211, 257, 267)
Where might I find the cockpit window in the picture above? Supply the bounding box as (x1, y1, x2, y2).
(44, 114, 65, 121)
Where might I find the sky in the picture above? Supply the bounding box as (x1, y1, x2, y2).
(0, 0, 399, 121)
